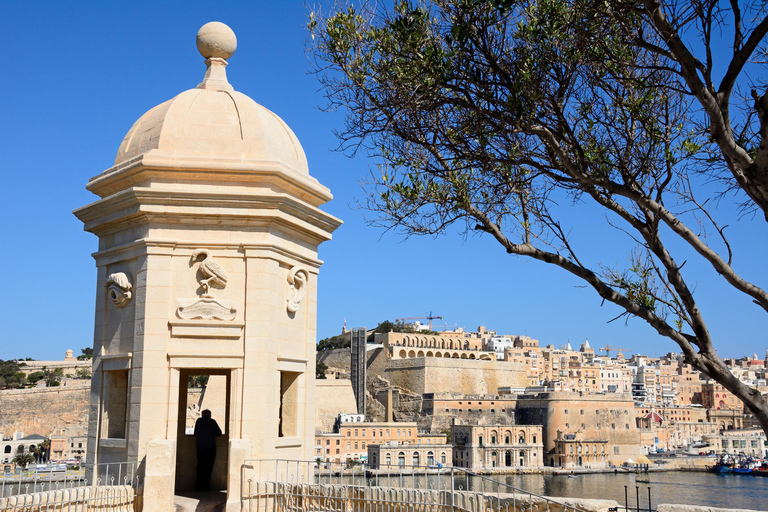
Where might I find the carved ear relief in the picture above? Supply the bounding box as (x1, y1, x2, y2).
(105, 272, 132, 308)
(286, 266, 309, 313)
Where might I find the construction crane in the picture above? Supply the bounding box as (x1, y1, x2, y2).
(599, 344, 633, 359)
(396, 311, 444, 331)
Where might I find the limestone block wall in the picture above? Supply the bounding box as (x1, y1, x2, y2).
(0, 384, 90, 437)
(315, 379, 357, 432)
(515, 392, 642, 465)
(385, 358, 527, 396)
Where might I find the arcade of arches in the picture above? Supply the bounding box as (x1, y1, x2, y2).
(379, 333, 496, 361)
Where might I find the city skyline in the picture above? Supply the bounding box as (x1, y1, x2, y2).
(1, 2, 766, 361)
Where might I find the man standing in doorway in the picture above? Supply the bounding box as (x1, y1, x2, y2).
(194, 409, 222, 491)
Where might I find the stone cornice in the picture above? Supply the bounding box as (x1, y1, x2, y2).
(85, 153, 333, 206)
(74, 186, 342, 244)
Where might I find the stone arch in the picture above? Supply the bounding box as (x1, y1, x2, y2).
(434, 352, 442, 358)
(504, 430, 512, 444)
(452, 353, 460, 358)
(399, 350, 407, 358)
(490, 430, 499, 444)
(3, 446, 9, 454)
(430, 337, 437, 348)
(426, 351, 434, 357)
(403, 336, 410, 346)
(469, 354, 476, 359)
(460, 353, 468, 359)
(518, 430, 526, 444)
(398, 452, 405, 466)
(441, 338, 446, 349)
(413, 451, 420, 467)
(427, 451, 435, 465)
(408, 350, 416, 358)
(421, 337, 428, 347)
(417, 350, 425, 357)
(479, 355, 490, 360)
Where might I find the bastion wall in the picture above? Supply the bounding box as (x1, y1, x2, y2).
(385, 357, 527, 396)
(0, 384, 90, 437)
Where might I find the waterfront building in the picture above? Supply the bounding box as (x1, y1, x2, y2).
(553, 430, 610, 469)
(720, 429, 768, 457)
(450, 425, 543, 469)
(515, 392, 641, 467)
(1, 433, 48, 464)
(315, 421, 418, 463)
(368, 443, 453, 468)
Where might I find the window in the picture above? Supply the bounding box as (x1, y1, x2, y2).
(355, 429, 359, 437)
(354, 442, 358, 449)
(479, 436, 483, 446)
(614, 447, 620, 455)
(278, 371, 300, 437)
(336, 439, 339, 445)
(104, 369, 129, 439)
(362, 429, 366, 437)
(347, 430, 351, 437)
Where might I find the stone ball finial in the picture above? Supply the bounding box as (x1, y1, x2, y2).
(196, 22, 237, 60)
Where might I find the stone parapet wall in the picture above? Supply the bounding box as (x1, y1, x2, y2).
(0, 384, 90, 437)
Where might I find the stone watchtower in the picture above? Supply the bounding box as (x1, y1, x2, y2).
(74, 22, 340, 507)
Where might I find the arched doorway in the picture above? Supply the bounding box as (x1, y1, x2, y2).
(505, 451, 512, 467)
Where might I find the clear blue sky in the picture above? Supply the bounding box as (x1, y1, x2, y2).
(1, 2, 766, 361)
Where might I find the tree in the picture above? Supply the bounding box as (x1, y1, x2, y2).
(75, 368, 92, 380)
(316, 360, 329, 379)
(27, 371, 45, 386)
(12, 453, 35, 468)
(310, 0, 768, 435)
(317, 335, 351, 351)
(77, 347, 93, 361)
(0, 360, 26, 389)
(43, 368, 64, 387)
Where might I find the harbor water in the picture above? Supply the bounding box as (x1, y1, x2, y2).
(475, 471, 768, 511)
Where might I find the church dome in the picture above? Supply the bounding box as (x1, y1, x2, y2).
(113, 22, 308, 176)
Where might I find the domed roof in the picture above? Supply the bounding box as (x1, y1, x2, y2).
(113, 22, 308, 176)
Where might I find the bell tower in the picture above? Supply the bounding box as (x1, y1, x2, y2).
(74, 22, 341, 508)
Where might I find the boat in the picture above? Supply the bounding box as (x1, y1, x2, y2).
(707, 463, 733, 473)
(733, 467, 752, 474)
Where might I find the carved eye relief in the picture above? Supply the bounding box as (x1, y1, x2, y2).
(286, 266, 309, 313)
(105, 272, 133, 308)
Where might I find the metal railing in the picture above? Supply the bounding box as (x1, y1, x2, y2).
(0, 462, 141, 512)
(242, 460, 592, 512)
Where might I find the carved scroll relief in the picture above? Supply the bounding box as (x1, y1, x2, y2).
(286, 266, 309, 313)
(105, 272, 132, 308)
(177, 298, 237, 321)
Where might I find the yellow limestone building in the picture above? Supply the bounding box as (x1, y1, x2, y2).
(74, 22, 341, 509)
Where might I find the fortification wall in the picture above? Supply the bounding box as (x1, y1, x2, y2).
(0, 384, 90, 437)
(385, 358, 526, 396)
(316, 379, 358, 432)
(516, 392, 642, 465)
